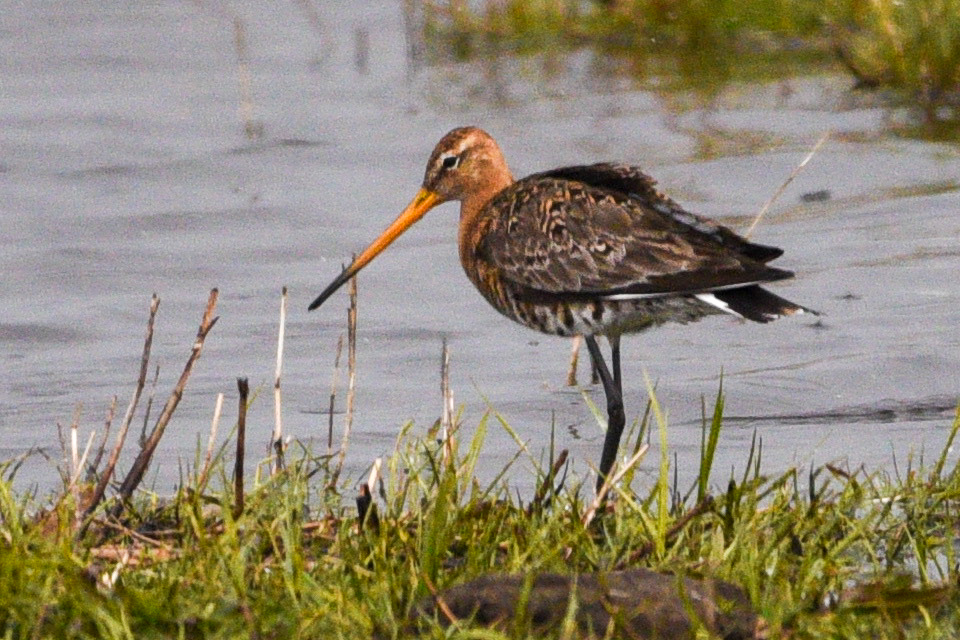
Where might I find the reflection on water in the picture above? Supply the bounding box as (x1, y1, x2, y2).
(427, 0, 960, 139)
(1, 1, 958, 495)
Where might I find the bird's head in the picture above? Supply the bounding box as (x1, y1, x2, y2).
(308, 126, 510, 311)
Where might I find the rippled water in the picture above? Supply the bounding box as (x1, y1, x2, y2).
(3, 1, 959, 495)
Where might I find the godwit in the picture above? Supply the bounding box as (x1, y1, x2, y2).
(309, 127, 812, 491)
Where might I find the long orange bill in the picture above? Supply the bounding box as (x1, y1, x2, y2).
(308, 188, 441, 311)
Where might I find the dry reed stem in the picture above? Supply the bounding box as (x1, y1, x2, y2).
(92, 517, 175, 557)
(68, 431, 96, 492)
(69, 430, 96, 524)
(332, 276, 358, 486)
(89, 395, 117, 478)
(91, 544, 176, 564)
(421, 573, 459, 626)
(345, 276, 358, 440)
(532, 448, 569, 509)
(197, 392, 225, 489)
(328, 334, 344, 452)
(55, 422, 67, 485)
(98, 547, 131, 590)
(83, 295, 160, 522)
(618, 495, 715, 566)
(44, 418, 96, 534)
(272, 286, 288, 474)
(113, 289, 219, 514)
(235, 377, 249, 519)
(92, 517, 338, 542)
(440, 338, 455, 464)
(745, 132, 830, 238)
(139, 364, 160, 448)
(581, 443, 650, 528)
(69, 404, 81, 477)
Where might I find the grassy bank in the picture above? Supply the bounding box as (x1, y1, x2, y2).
(424, 0, 960, 128)
(1, 390, 959, 637)
(1, 293, 958, 638)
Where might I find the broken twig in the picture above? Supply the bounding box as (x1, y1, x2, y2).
(745, 132, 830, 238)
(112, 289, 219, 517)
(83, 295, 159, 524)
(88, 396, 117, 479)
(234, 377, 249, 519)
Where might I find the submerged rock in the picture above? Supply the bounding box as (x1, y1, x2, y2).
(412, 568, 763, 639)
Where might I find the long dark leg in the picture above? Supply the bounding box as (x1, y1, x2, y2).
(609, 334, 622, 396)
(584, 335, 626, 492)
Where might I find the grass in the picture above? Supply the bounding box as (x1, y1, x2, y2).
(422, 0, 960, 132)
(1, 387, 959, 638)
(1, 293, 958, 638)
(831, 0, 960, 120)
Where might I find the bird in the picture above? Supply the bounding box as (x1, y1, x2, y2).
(308, 126, 813, 492)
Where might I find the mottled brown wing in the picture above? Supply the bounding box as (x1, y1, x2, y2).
(476, 169, 792, 297)
(536, 163, 783, 263)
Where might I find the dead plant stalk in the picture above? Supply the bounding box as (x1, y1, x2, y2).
(332, 275, 358, 485)
(89, 396, 117, 479)
(139, 365, 160, 448)
(69, 430, 96, 523)
(745, 132, 830, 238)
(111, 289, 219, 516)
(272, 286, 287, 474)
(197, 392, 225, 489)
(83, 294, 159, 523)
(328, 334, 344, 452)
(235, 377, 249, 518)
(70, 404, 81, 476)
(440, 338, 455, 463)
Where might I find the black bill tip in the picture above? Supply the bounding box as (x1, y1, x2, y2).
(307, 269, 352, 311)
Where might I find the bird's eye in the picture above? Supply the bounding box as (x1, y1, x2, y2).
(441, 154, 460, 170)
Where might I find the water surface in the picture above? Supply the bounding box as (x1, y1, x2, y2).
(2, 1, 958, 495)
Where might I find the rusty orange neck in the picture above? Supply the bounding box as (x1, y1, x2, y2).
(457, 167, 513, 275)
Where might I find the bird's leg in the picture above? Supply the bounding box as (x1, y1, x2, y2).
(609, 334, 622, 397)
(584, 335, 626, 493)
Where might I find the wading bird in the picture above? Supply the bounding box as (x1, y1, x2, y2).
(309, 127, 812, 491)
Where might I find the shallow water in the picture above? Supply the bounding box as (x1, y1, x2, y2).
(2, 1, 959, 496)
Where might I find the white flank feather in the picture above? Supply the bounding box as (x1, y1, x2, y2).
(694, 293, 744, 318)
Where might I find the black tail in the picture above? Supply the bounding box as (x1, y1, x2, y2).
(712, 285, 817, 323)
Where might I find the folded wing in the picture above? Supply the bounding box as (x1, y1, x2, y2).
(476, 163, 792, 299)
